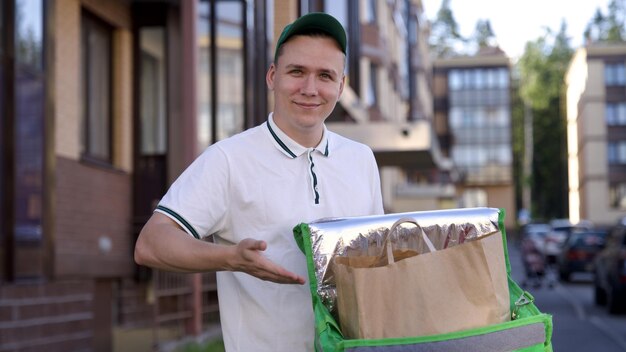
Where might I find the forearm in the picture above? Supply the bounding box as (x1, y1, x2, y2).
(134, 213, 234, 273)
(134, 213, 305, 284)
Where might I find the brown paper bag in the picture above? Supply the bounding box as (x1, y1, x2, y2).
(334, 218, 510, 340)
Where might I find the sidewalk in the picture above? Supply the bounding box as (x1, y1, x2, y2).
(113, 324, 222, 352)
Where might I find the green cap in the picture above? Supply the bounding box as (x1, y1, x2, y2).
(274, 12, 347, 62)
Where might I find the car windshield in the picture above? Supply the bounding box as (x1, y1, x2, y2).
(569, 232, 606, 248)
(553, 226, 588, 234)
(524, 224, 550, 233)
(528, 232, 546, 240)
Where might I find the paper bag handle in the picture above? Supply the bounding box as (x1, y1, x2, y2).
(384, 217, 436, 265)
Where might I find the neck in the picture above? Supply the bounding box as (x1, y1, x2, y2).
(293, 129, 323, 148)
(272, 115, 324, 148)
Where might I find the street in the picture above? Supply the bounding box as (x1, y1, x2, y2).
(508, 241, 626, 351)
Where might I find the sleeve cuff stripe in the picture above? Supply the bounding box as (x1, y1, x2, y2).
(155, 205, 201, 239)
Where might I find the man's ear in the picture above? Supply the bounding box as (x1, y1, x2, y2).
(266, 63, 276, 90)
(337, 74, 345, 98)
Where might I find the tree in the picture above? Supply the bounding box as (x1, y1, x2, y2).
(474, 19, 496, 49)
(584, 0, 626, 43)
(516, 21, 573, 220)
(429, 0, 465, 58)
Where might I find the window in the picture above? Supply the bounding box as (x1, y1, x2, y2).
(450, 68, 509, 90)
(398, 37, 409, 99)
(81, 11, 113, 163)
(606, 103, 626, 125)
(324, 1, 347, 31)
(365, 63, 378, 107)
(609, 183, 626, 209)
(447, 64, 511, 185)
(605, 62, 626, 86)
(484, 69, 495, 88)
(607, 104, 616, 125)
(497, 68, 509, 88)
(462, 108, 476, 127)
(466, 69, 477, 89)
(0, 0, 6, 281)
(140, 28, 166, 155)
(197, 1, 213, 149)
(323, 0, 359, 91)
(608, 143, 618, 163)
(608, 141, 626, 164)
(197, 0, 246, 150)
(216, 1, 244, 141)
(449, 107, 462, 128)
(449, 70, 462, 91)
(364, 0, 376, 24)
(462, 189, 487, 208)
(2, 0, 46, 281)
(475, 69, 485, 89)
(15, 0, 44, 242)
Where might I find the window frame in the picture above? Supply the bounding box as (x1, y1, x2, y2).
(2, 0, 50, 282)
(605, 62, 626, 87)
(81, 9, 114, 166)
(197, 0, 250, 150)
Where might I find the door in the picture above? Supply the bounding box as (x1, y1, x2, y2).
(132, 4, 169, 282)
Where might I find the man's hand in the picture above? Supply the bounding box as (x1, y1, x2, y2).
(228, 238, 306, 285)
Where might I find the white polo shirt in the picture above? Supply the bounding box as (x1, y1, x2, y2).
(156, 113, 384, 352)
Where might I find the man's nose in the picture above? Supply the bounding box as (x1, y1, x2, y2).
(300, 74, 318, 95)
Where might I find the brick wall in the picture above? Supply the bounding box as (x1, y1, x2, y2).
(118, 279, 153, 328)
(54, 156, 133, 278)
(0, 280, 94, 352)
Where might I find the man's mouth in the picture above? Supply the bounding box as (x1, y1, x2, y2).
(294, 101, 321, 109)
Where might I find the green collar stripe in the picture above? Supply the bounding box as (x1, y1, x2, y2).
(266, 121, 297, 158)
(324, 141, 329, 156)
(156, 205, 201, 239)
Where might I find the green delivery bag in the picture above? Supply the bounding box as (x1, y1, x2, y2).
(293, 207, 553, 352)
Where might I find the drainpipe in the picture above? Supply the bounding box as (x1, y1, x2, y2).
(181, 0, 201, 337)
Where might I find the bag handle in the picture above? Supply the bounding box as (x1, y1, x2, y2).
(383, 217, 436, 265)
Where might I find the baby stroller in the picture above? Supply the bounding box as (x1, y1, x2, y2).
(520, 235, 546, 288)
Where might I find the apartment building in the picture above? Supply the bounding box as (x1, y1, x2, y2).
(433, 50, 516, 229)
(0, 0, 440, 350)
(565, 43, 626, 226)
(326, 0, 450, 212)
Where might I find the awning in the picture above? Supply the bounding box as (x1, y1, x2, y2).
(326, 121, 446, 169)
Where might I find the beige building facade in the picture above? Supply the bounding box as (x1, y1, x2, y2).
(565, 43, 626, 227)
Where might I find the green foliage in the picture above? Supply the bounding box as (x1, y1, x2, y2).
(429, 0, 466, 58)
(518, 22, 572, 110)
(584, 0, 626, 43)
(516, 22, 573, 220)
(176, 339, 225, 352)
(474, 19, 496, 48)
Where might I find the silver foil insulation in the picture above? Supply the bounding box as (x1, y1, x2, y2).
(306, 207, 502, 314)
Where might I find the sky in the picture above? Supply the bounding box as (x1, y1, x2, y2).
(423, 0, 612, 59)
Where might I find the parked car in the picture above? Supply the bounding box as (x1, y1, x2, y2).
(594, 217, 626, 314)
(557, 230, 607, 282)
(545, 219, 593, 264)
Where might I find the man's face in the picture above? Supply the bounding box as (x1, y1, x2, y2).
(266, 35, 345, 145)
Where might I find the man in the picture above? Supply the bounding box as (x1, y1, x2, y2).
(134, 12, 384, 351)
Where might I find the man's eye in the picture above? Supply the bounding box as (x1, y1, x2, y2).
(290, 70, 303, 75)
(320, 73, 332, 80)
